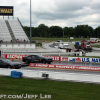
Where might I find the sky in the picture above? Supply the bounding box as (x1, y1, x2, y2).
(0, 0, 100, 29)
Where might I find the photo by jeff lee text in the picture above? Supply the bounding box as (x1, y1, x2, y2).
(0, 93, 52, 99)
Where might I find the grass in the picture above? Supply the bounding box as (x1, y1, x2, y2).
(0, 76, 100, 100)
(32, 37, 90, 42)
(91, 44, 100, 48)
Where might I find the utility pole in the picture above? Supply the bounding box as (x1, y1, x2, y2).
(30, 0, 32, 43)
(63, 30, 64, 38)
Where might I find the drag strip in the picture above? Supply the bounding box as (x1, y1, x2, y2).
(21, 67, 100, 75)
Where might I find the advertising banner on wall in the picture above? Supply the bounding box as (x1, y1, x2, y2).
(0, 6, 13, 16)
(68, 57, 100, 63)
(1, 54, 28, 59)
(29, 63, 100, 71)
(44, 55, 61, 61)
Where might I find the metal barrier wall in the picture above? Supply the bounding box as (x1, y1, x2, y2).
(0, 43, 35, 49)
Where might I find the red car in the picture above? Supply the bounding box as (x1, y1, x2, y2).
(81, 40, 88, 42)
(88, 41, 95, 43)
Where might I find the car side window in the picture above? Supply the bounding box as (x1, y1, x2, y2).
(28, 56, 32, 59)
(35, 55, 39, 59)
(32, 56, 35, 59)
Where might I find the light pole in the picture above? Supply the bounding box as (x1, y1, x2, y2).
(63, 30, 64, 38)
(30, 0, 32, 43)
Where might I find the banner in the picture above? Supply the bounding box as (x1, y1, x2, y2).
(44, 56, 61, 61)
(29, 63, 100, 71)
(0, 6, 13, 16)
(3, 54, 28, 59)
(68, 57, 100, 63)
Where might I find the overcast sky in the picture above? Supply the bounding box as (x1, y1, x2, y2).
(0, 0, 100, 29)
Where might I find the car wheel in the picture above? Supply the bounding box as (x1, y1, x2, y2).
(16, 67, 21, 69)
(8, 65, 11, 69)
(42, 60, 46, 64)
(48, 62, 51, 64)
(74, 54, 76, 56)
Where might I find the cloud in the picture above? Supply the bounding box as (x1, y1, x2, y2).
(0, 0, 100, 28)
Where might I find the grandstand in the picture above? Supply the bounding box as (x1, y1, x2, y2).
(0, 20, 12, 41)
(0, 18, 29, 42)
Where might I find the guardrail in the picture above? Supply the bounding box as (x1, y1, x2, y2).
(92, 47, 100, 51)
(0, 43, 35, 49)
(2, 52, 81, 56)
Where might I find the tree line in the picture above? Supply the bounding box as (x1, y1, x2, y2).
(23, 24, 100, 38)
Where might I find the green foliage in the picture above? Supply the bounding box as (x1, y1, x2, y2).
(23, 24, 98, 38)
(49, 26, 63, 38)
(31, 37, 89, 42)
(94, 26, 100, 37)
(0, 76, 100, 100)
(38, 24, 49, 37)
(74, 25, 93, 38)
(23, 26, 30, 36)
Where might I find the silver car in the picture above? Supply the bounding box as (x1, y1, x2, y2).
(0, 59, 21, 69)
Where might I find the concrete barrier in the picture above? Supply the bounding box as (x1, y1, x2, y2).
(86, 52, 100, 56)
(0, 43, 35, 49)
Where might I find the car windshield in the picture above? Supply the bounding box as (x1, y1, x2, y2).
(63, 45, 68, 48)
(2, 59, 12, 63)
(37, 55, 44, 57)
(84, 43, 90, 45)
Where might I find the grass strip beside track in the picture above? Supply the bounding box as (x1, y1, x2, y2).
(0, 76, 100, 100)
(32, 37, 90, 42)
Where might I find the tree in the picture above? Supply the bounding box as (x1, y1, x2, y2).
(23, 26, 30, 37)
(88, 26, 94, 37)
(37, 24, 49, 37)
(23, 24, 95, 38)
(49, 26, 63, 38)
(75, 25, 93, 38)
(32, 27, 39, 37)
(94, 26, 100, 37)
(63, 27, 69, 37)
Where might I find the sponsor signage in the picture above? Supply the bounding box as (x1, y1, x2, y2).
(44, 56, 61, 61)
(1, 54, 6, 58)
(92, 58, 100, 63)
(68, 57, 100, 63)
(29, 63, 100, 71)
(0, 6, 13, 16)
(6, 54, 28, 59)
(69, 57, 82, 62)
(61, 57, 68, 61)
